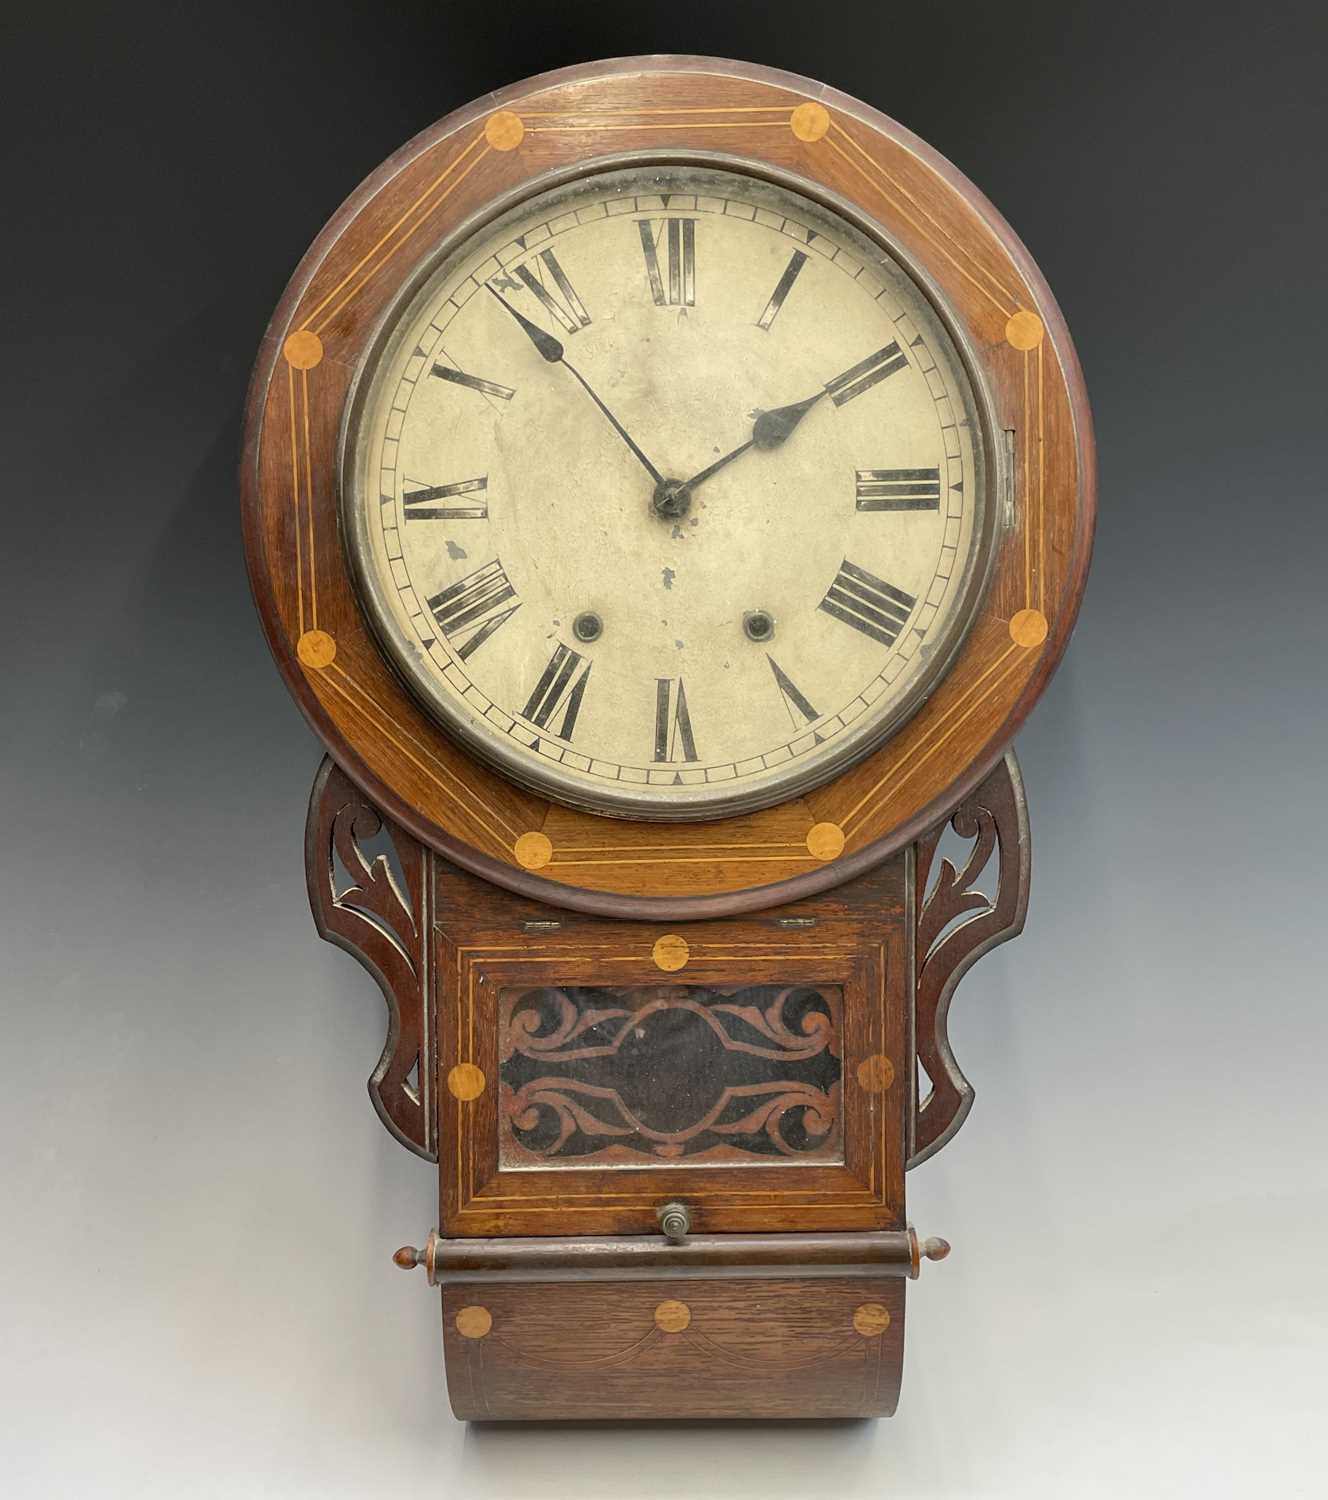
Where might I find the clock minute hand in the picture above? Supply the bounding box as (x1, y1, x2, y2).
(487, 287, 664, 486)
(487, 283, 565, 363)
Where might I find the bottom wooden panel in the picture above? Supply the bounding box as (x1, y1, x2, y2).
(441, 1275, 904, 1420)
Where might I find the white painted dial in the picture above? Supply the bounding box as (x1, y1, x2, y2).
(343, 165, 990, 819)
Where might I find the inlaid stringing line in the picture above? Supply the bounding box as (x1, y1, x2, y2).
(319, 665, 521, 847)
(422, 852, 433, 1151)
(469, 1182, 873, 1205)
(286, 365, 304, 635)
(876, 943, 886, 1201)
(471, 960, 483, 1206)
(900, 649, 1029, 794)
(1037, 341, 1046, 612)
(840, 641, 1023, 834)
(827, 122, 1020, 314)
(454, 946, 464, 1211)
(1024, 350, 1032, 599)
(298, 131, 489, 335)
(448, 945, 470, 1211)
(551, 839, 810, 854)
(314, 143, 492, 335)
(453, 951, 855, 960)
(516, 105, 800, 117)
(553, 853, 815, 869)
(574, 950, 853, 962)
(451, 947, 854, 961)
(816, 133, 1014, 327)
(460, 1197, 874, 1210)
(464, 1180, 875, 1205)
(301, 367, 317, 628)
(523, 121, 790, 134)
(822, 133, 1015, 322)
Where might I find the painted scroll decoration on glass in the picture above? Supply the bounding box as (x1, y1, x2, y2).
(497, 983, 844, 1165)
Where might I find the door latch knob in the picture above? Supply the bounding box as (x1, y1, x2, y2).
(657, 1201, 691, 1242)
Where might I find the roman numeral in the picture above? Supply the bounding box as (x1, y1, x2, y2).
(855, 467, 941, 512)
(430, 363, 515, 401)
(521, 644, 591, 741)
(638, 218, 696, 305)
(819, 559, 917, 647)
(825, 343, 909, 406)
(491, 250, 591, 335)
(767, 656, 819, 728)
(653, 678, 698, 763)
(402, 476, 488, 520)
(756, 249, 807, 330)
(427, 559, 519, 660)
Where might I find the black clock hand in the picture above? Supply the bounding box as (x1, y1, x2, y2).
(683, 340, 901, 496)
(487, 284, 563, 362)
(680, 389, 827, 492)
(487, 287, 664, 487)
(679, 437, 753, 491)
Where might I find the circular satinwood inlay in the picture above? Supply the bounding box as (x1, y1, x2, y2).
(790, 101, 831, 142)
(654, 1299, 691, 1333)
(1004, 309, 1044, 351)
(513, 831, 553, 869)
(652, 934, 690, 972)
(856, 1054, 895, 1093)
(296, 629, 336, 668)
(447, 1063, 486, 1102)
(485, 110, 524, 150)
(455, 1305, 493, 1339)
(283, 329, 323, 369)
(806, 822, 846, 861)
(853, 1302, 892, 1337)
(1009, 607, 1049, 647)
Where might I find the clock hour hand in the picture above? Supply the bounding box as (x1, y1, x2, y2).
(487, 287, 664, 486)
(752, 389, 827, 449)
(680, 390, 827, 493)
(684, 341, 902, 495)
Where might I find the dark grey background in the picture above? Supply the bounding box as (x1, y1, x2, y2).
(4, 4, 1324, 1495)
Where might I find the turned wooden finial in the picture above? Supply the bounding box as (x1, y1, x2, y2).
(922, 1237, 951, 1262)
(393, 1245, 422, 1270)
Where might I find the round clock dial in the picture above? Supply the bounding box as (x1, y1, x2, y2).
(342, 164, 993, 820)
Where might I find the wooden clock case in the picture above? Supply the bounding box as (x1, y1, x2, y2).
(242, 57, 1094, 1420)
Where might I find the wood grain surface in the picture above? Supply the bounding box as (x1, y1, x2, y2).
(441, 1274, 905, 1419)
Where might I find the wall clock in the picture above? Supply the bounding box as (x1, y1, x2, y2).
(243, 56, 1094, 1420)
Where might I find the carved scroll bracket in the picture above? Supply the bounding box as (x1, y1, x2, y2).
(909, 750, 1030, 1168)
(306, 757, 434, 1160)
